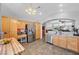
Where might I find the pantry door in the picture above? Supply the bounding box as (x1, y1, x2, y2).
(35, 22, 41, 40)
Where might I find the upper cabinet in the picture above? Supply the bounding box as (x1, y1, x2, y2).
(2, 16, 10, 38)
(9, 19, 18, 38)
(2, 16, 28, 39)
(2, 16, 42, 40)
(2, 16, 18, 38)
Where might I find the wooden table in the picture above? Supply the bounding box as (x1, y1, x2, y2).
(0, 38, 25, 55)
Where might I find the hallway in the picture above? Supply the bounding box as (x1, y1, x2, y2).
(21, 40, 77, 55)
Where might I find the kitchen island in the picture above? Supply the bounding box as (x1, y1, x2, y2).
(53, 35, 79, 53)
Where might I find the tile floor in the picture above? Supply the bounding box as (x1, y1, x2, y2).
(21, 39, 78, 55)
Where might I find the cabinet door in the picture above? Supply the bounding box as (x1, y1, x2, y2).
(77, 38, 79, 52)
(67, 37, 78, 52)
(53, 36, 59, 46)
(9, 19, 17, 38)
(59, 36, 67, 48)
(18, 21, 26, 29)
(2, 16, 10, 38)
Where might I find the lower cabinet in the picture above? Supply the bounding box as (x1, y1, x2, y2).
(59, 36, 67, 48)
(53, 36, 59, 46)
(53, 36, 79, 53)
(67, 37, 78, 52)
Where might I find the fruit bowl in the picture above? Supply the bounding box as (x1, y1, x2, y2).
(0, 39, 11, 45)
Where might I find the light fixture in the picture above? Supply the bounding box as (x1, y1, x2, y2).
(28, 12, 31, 15)
(32, 12, 36, 15)
(59, 4, 63, 7)
(59, 4, 64, 13)
(33, 9, 37, 13)
(28, 8, 33, 11)
(60, 9, 63, 12)
(25, 4, 42, 16)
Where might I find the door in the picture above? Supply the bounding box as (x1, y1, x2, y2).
(35, 23, 41, 40)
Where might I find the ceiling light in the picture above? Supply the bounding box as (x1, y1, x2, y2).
(28, 12, 32, 15)
(60, 9, 63, 12)
(25, 9, 28, 12)
(59, 4, 63, 7)
(32, 12, 36, 15)
(33, 9, 37, 13)
(25, 5, 42, 16)
(28, 8, 33, 11)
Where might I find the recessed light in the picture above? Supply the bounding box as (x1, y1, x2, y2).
(28, 8, 32, 11)
(25, 9, 28, 12)
(60, 9, 63, 12)
(59, 4, 63, 7)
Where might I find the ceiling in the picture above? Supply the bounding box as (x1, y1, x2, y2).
(1, 3, 79, 24)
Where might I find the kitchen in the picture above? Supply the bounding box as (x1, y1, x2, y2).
(0, 3, 79, 55)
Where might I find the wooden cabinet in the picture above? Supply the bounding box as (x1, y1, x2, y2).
(9, 19, 18, 38)
(2, 16, 10, 38)
(53, 36, 59, 46)
(2, 16, 18, 38)
(53, 36, 67, 48)
(2, 16, 27, 39)
(67, 37, 78, 52)
(53, 36, 79, 53)
(2, 16, 41, 40)
(17, 21, 26, 29)
(59, 36, 67, 48)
